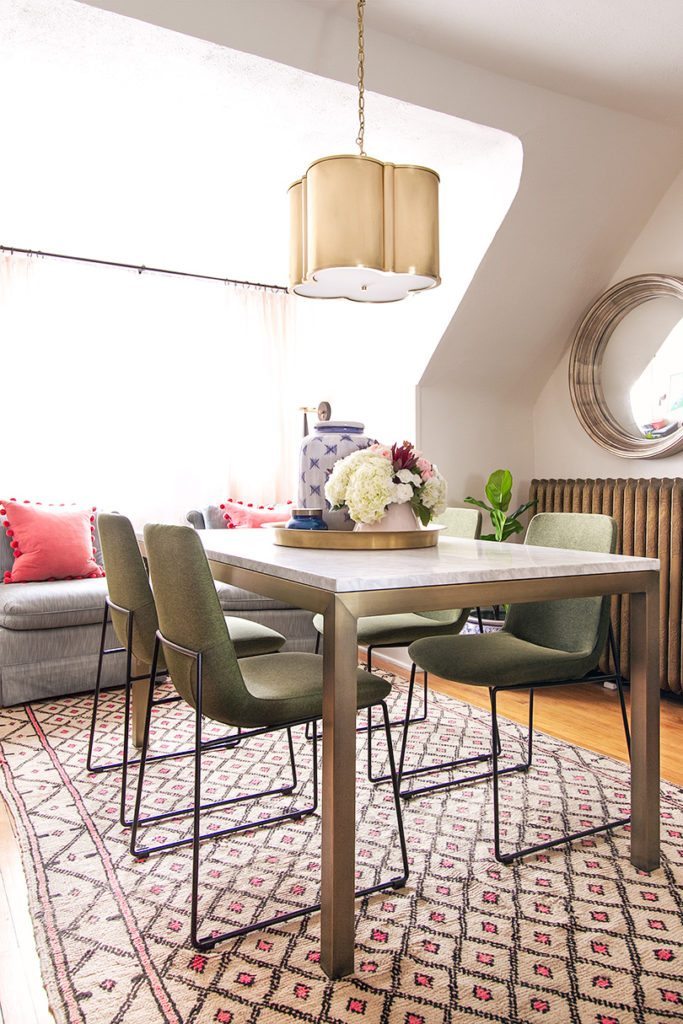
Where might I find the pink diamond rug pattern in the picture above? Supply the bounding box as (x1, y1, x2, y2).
(0, 674, 682, 1024)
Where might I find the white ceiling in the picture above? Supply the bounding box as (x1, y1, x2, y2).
(330, 0, 683, 128)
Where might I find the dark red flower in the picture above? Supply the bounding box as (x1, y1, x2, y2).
(391, 441, 419, 473)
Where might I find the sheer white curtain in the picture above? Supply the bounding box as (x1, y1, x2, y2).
(0, 253, 299, 525)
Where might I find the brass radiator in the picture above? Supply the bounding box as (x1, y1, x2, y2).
(529, 478, 683, 694)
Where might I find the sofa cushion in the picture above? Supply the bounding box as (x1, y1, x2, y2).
(0, 578, 109, 630)
(214, 581, 296, 613)
(203, 505, 228, 529)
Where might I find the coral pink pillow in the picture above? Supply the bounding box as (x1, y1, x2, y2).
(1, 500, 105, 584)
(220, 500, 293, 529)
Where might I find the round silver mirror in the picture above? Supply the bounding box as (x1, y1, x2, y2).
(569, 275, 683, 458)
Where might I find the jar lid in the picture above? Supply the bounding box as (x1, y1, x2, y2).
(292, 508, 324, 517)
(314, 421, 364, 433)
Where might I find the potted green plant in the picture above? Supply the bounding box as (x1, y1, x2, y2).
(464, 469, 536, 625)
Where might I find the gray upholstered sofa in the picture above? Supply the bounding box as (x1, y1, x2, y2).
(0, 511, 317, 707)
(0, 522, 124, 706)
(186, 506, 317, 654)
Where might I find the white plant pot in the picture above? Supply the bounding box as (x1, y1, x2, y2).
(353, 502, 419, 532)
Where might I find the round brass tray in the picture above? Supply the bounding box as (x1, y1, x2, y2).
(272, 525, 443, 550)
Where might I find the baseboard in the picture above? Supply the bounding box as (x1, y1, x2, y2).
(359, 646, 412, 679)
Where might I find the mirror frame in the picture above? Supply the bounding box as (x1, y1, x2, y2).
(568, 274, 683, 459)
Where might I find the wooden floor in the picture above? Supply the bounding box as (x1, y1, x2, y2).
(1, 674, 682, 1023)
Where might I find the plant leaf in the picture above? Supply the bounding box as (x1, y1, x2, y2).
(501, 519, 524, 540)
(410, 495, 431, 526)
(464, 496, 493, 513)
(490, 508, 507, 542)
(480, 532, 497, 541)
(507, 498, 537, 521)
(485, 469, 512, 512)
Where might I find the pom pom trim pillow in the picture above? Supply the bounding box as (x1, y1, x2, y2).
(220, 500, 293, 529)
(1, 499, 105, 584)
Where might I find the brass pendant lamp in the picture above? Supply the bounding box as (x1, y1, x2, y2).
(288, 0, 440, 302)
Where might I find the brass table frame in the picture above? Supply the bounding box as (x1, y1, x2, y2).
(137, 541, 660, 981)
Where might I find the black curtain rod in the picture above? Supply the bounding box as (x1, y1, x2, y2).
(0, 245, 288, 293)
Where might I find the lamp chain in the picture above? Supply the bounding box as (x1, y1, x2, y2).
(356, 0, 366, 156)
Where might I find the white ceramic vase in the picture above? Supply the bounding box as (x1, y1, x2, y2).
(353, 502, 419, 532)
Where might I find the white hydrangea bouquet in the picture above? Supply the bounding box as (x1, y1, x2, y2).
(325, 440, 447, 528)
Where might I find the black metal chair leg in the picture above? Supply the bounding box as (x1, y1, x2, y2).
(397, 662, 416, 783)
(190, 651, 204, 949)
(129, 636, 159, 858)
(191, 701, 405, 952)
(285, 727, 298, 794)
(608, 624, 631, 757)
(491, 687, 504, 862)
(87, 600, 202, 791)
(306, 632, 322, 740)
(368, 662, 415, 784)
(386, 664, 491, 797)
(130, 725, 306, 853)
(360, 645, 429, 734)
(397, 681, 510, 800)
(86, 601, 111, 772)
(490, 683, 629, 863)
(476, 607, 485, 633)
(380, 701, 409, 884)
(118, 614, 135, 825)
(309, 641, 430, 744)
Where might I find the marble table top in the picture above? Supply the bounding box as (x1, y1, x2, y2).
(198, 529, 659, 594)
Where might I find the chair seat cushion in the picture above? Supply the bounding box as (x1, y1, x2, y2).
(312, 610, 466, 647)
(0, 578, 109, 630)
(225, 616, 285, 658)
(408, 630, 599, 687)
(238, 652, 390, 726)
(215, 581, 295, 613)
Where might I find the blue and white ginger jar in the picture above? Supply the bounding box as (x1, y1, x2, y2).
(298, 421, 372, 531)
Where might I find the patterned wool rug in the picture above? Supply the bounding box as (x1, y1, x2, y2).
(1, 673, 682, 1024)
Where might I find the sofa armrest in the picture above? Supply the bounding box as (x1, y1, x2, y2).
(186, 509, 206, 530)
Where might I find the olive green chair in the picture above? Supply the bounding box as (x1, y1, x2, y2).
(132, 523, 408, 951)
(88, 513, 286, 826)
(311, 507, 483, 785)
(312, 507, 482, 752)
(406, 512, 631, 863)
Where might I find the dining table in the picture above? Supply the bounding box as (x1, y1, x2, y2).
(138, 527, 661, 980)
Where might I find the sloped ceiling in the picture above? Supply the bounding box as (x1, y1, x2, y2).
(335, 0, 683, 129)
(79, 0, 683, 401)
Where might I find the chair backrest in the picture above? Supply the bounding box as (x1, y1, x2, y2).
(504, 512, 617, 659)
(143, 523, 256, 725)
(419, 506, 482, 622)
(98, 513, 159, 666)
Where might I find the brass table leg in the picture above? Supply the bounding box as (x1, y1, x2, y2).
(629, 577, 660, 871)
(320, 596, 357, 979)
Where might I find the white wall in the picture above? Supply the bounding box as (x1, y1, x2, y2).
(81, 0, 683, 509)
(534, 167, 683, 482)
